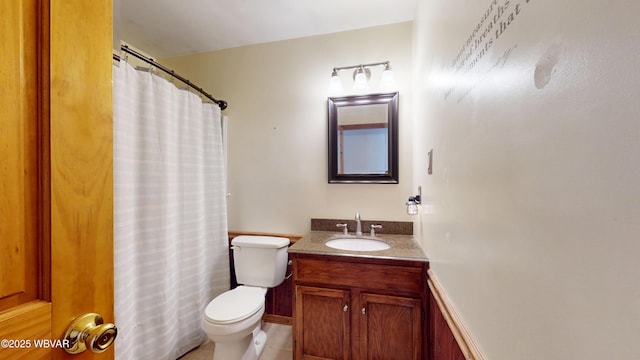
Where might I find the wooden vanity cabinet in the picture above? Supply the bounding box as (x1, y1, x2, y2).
(292, 254, 428, 360)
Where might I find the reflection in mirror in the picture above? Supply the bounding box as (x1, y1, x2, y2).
(328, 92, 399, 184)
(338, 104, 388, 174)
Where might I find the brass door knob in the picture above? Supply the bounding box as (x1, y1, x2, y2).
(63, 313, 117, 354)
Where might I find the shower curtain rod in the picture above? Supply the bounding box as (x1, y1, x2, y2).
(113, 45, 228, 110)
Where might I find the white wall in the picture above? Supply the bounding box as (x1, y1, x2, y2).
(162, 23, 414, 234)
(413, 1, 640, 359)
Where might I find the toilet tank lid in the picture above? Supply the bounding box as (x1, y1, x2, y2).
(231, 235, 290, 248)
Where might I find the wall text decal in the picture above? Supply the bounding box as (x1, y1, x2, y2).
(444, 0, 532, 102)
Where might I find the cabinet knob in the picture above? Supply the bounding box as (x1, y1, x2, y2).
(362, 307, 366, 315)
(343, 305, 348, 312)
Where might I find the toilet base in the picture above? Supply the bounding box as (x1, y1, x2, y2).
(212, 325, 267, 360)
(252, 328, 268, 358)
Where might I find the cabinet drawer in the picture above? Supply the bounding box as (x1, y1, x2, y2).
(295, 258, 425, 294)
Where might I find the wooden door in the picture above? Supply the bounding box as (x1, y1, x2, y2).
(0, 1, 113, 359)
(359, 293, 422, 360)
(295, 286, 351, 360)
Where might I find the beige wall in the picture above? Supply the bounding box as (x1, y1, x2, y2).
(162, 22, 414, 234)
(413, 1, 640, 359)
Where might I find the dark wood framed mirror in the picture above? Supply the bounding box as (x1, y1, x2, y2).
(328, 92, 399, 184)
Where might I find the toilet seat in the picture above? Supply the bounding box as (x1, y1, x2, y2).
(204, 286, 267, 325)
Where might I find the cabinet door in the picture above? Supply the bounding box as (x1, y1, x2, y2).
(295, 286, 351, 360)
(360, 293, 422, 360)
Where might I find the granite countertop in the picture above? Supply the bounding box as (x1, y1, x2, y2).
(288, 231, 428, 262)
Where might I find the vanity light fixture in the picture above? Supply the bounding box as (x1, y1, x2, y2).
(328, 61, 396, 94)
(405, 186, 422, 216)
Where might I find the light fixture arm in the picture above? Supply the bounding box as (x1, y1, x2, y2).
(331, 61, 391, 73)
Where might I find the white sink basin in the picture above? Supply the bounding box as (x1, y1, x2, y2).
(325, 237, 390, 252)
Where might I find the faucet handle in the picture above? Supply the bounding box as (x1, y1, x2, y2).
(336, 223, 348, 235)
(370, 224, 382, 237)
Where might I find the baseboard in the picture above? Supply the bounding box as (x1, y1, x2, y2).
(428, 269, 485, 360)
(262, 314, 292, 326)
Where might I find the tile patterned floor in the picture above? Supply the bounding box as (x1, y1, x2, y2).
(178, 323, 292, 360)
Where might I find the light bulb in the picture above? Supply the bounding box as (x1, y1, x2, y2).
(407, 202, 418, 215)
(406, 196, 419, 215)
(380, 68, 396, 91)
(353, 68, 369, 92)
(328, 70, 343, 95)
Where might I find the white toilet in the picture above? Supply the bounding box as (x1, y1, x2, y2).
(202, 235, 290, 360)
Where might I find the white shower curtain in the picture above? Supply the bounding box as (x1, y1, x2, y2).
(113, 62, 230, 359)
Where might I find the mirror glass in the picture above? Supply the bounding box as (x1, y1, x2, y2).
(328, 92, 399, 184)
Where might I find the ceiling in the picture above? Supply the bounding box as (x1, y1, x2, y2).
(114, 0, 417, 58)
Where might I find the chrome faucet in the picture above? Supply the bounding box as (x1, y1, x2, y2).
(355, 212, 362, 236)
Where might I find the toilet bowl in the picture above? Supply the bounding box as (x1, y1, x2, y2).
(202, 286, 268, 360)
(202, 235, 290, 360)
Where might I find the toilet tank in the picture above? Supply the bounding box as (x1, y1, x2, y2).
(231, 235, 290, 287)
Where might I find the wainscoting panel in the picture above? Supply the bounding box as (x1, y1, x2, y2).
(428, 270, 485, 360)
